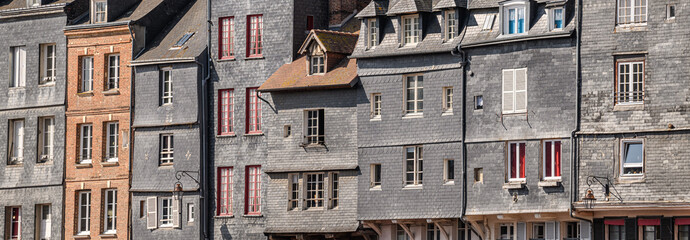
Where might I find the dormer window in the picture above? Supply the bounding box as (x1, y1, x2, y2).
(503, 2, 526, 35)
(92, 0, 107, 23)
(402, 14, 421, 46)
(367, 18, 379, 49)
(27, 0, 40, 7)
(310, 55, 324, 75)
(550, 7, 564, 30)
(445, 10, 458, 41)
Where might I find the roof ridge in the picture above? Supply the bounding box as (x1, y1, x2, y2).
(312, 29, 359, 36)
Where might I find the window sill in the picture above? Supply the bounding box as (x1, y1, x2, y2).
(102, 161, 119, 167)
(370, 117, 381, 122)
(76, 163, 93, 168)
(616, 176, 645, 184)
(614, 24, 647, 32)
(502, 112, 527, 116)
(498, 32, 528, 39)
(402, 113, 423, 119)
(399, 43, 418, 48)
(99, 233, 117, 238)
(77, 91, 94, 97)
(402, 185, 423, 190)
(442, 111, 454, 116)
(159, 163, 174, 167)
(243, 214, 263, 218)
(369, 186, 382, 191)
(39, 82, 56, 87)
(218, 57, 236, 62)
(102, 89, 120, 96)
(215, 215, 234, 219)
(36, 160, 53, 165)
(301, 143, 326, 148)
(217, 133, 237, 138)
(244, 133, 264, 136)
(613, 104, 644, 112)
(245, 56, 264, 60)
(73, 234, 90, 239)
(444, 181, 455, 185)
(503, 182, 525, 189)
(538, 180, 561, 188)
(8, 87, 26, 91)
(6, 163, 23, 168)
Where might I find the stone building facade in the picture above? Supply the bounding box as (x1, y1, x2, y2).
(129, 0, 207, 239)
(351, 1, 466, 239)
(574, 0, 690, 239)
(0, 1, 85, 239)
(63, 0, 189, 239)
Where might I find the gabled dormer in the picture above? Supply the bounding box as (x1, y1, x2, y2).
(498, 0, 532, 36)
(387, 0, 433, 47)
(298, 30, 358, 76)
(356, 0, 389, 50)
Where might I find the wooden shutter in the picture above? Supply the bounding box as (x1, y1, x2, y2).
(661, 218, 673, 240)
(625, 218, 637, 240)
(318, 110, 325, 143)
(546, 222, 556, 240)
(146, 197, 157, 229)
(517, 222, 526, 240)
(515, 68, 528, 113)
(172, 195, 180, 228)
(502, 69, 515, 113)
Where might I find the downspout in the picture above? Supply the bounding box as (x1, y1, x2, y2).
(201, 0, 212, 239)
(127, 20, 135, 240)
(569, 0, 589, 223)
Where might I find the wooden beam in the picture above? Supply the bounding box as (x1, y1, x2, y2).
(399, 223, 414, 240)
(363, 222, 383, 237)
(468, 220, 485, 240)
(433, 221, 450, 240)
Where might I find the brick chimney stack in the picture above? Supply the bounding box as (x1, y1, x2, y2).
(329, 0, 370, 26)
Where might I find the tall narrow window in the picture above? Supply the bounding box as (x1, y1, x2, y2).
(504, 5, 526, 35)
(37, 204, 51, 240)
(93, 1, 107, 23)
(81, 56, 94, 92)
(402, 15, 421, 45)
(40, 44, 56, 84)
(217, 167, 233, 216)
(246, 88, 262, 134)
(459, 221, 469, 240)
(306, 15, 314, 31)
(566, 222, 580, 240)
(404, 146, 423, 186)
(543, 140, 562, 179)
(508, 142, 526, 181)
(443, 87, 453, 113)
(247, 15, 263, 57)
(330, 173, 339, 209)
(218, 89, 235, 135)
(161, 68, 173, 105)
(304, 109, 325, 145)
(368, 18, 379, 49)
(608, 223, 625, 240)
(7, 207, 20, 240)
(616, 61, 644, 105)
(404, 75, 423, 114)
(107, 54, 119, 90)
(621, 140, 644, 176)
(642, 225, 660, 240)
(79, 124, 93, 164)
(77, 191, 91, 235)
(288, 174, 299, 210)
(160, 197, 173, 227)
(106, 122, 119, 162)
(500, 224, 515, 240)
(533, 223, 545, 239)
(370, 164, 382, 188)
(427, 223, 441, 240)
(160, 134, 174, 165)
(187, 204, 195, 222)
(679, 224, 690, 240)
(245, 166, 262, 215)
(103, 189, 117, 234)
(38, 117, 55, 163)
(371, 93, 382, 119)
(617, 0, 647, 25)
(551, 8, 564, 30)
(310, 55, 325, 75)
(219, 17, 235, 59)
(10, 46, 26, 88)
(445, 10, 457, 40)
(8, 119, 24, 165)
(305, 173, 324, 209)
(444, 159, 455, 183)
(502, 68, 528, 114)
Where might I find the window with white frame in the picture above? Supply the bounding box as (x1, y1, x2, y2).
(444, 159, 455, 183)
(508, 142, 526, 181)
(642, 223, 660, 240)
(103, 189, 117, 234)
(310, 55, 324, 75)
(38, 117, 54, 163)
(246, 88, 262, 134)
(402, 15, 421, 46)
(503, 3, 526, 35)
(533, 223, 546, 239)
(217, 167, 233, 216)
(106, 122, 118, 162)
(443, 87, 453, 113)
(27, 0, 40, 7)
(667, 4, 676, 20)
(245, 166, 262, 215)
(161, 68, 173, 105)
(370, 164, 382, 188)
(37, 204, 51, 240)
(81, 56, 94, 92)
(8, 119, 24, 165)
(304, 109, 324, 145)
(79, 124, 93, 164)
(404, 75, 423, 114)
(543, 140, 562, 180)
(566, 222, 580, 239)
(92, 0, 107, 23)
(499, 224, 515, 240)
(621, 140, 643, 176)
(616, 60, 644, 105)
(188, 204, 195, 222)
(160, 134, 173, 165)
(609, 224, 625, 240)
(107, 54, 119, 90)
(502, 68, 527, 114)
(10, 46, 26, 88)
(160, 197, 173, 227)
(7, 207, 21, 240)
(445, 10, 458, 41)
(404, 146, 423, 186)
(330, 173, 339, 209)
(371, 93, 382, 119)
(305, 173, 324, 209)
(40, 44, 56, 84)
(288, 174, 299, 210)
(368, 18, 379, 49)
(550, 7, 564, 30)
(617, 0, 647, 25)
(77, 191, 91, 235)
(427, 223, 442, 240)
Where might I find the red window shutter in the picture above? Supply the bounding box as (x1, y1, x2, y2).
(519, 143, 526, 179)
(216, 168, 222, 215)
(307, 16, 314, 30)
(605, 219, 625, 226)
(545, 141, 552, 177)
(244, 166, 249, 214)
(510, 143, 517, 179)
(554, 141, 561, 177)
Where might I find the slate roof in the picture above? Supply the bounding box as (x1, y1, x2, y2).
(0, 0, 71, 11)
(133, 0, 206, 63)
(387, 0, 433, 15)
(356, 0, 389, 18)
(70, 0, 174, 25)
(467, 0, 501, 9)
(309, 29, 359, 54)
(433, 0, 465, 10)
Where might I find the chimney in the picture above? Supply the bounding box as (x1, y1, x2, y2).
(329, 0, 370, 26)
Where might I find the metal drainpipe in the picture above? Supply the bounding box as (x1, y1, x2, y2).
(201, 0, 212, 239)
(127, 20, 135, 240)
(569, 0, 589, 224)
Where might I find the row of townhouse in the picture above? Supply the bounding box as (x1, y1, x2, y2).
(1, 0, 689, 239)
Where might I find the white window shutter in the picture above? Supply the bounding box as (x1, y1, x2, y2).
(172, 195, 180, 228)
(503, 69, 515, 113)
(20, 47, 26, 86)
(517, 222, 526, 240)
(514, 68, 527, 113)
(546, 222, 556, 240)
(146, 197, 157, 229)
(555, 222, 560, 240)
(580, 221, 591, 240)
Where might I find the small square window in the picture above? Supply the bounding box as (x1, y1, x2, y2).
(474, 95, 484, 110)
(284, 125, 291, 138)
(474, 168, 483, 183)
(667, 4, 676, 20)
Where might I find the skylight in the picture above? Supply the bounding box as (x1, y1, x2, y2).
(173, 32, 195, 48)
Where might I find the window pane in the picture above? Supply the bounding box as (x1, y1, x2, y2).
(624, 143, 643, 164)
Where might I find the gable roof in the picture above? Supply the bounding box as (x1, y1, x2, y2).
(467, 0, 501, 9)
(356, 0, 389, 18)
(298, 29, 359, 55)
(0, 0, 71, 11)
(433, 0, 466, 10)
(387, 0, 433, 15)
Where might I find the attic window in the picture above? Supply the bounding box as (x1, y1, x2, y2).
(502, 2, 526, 35)
(27, 0, 40, 7)
(173, 33, 195, 48)
(310, 55, 325, 75)
(483, 14, 496, 30)
(92, 0, 107, 23)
